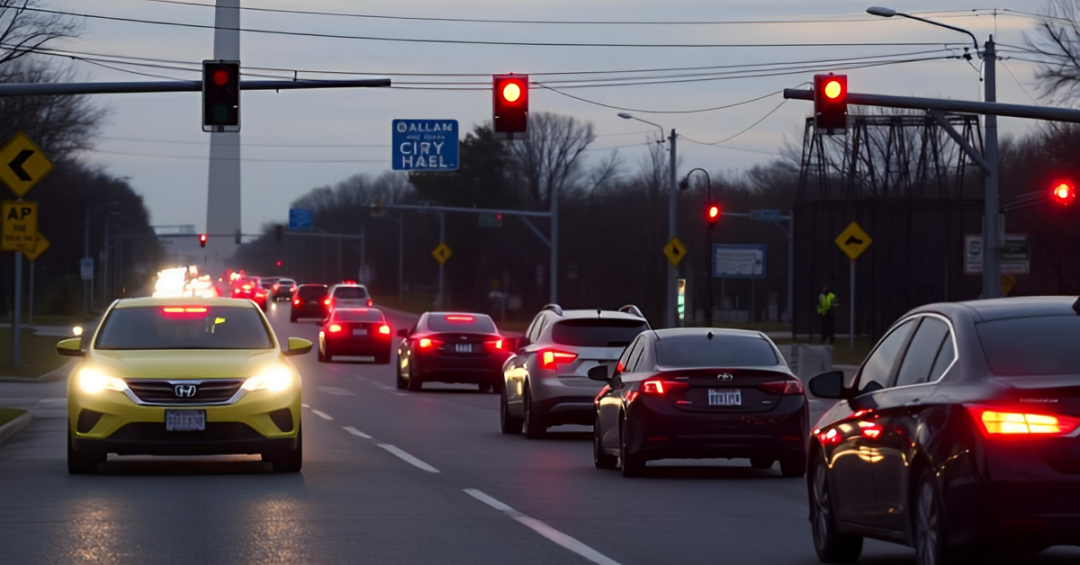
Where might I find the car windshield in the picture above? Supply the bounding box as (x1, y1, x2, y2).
(977, 315, 1080, 376)
(333, 286, 369, 299)
(297, 286, 327, 298)
(333, 309, 383, 323)
(656, 335, 779, 367)
(95, 306, 274, 350)
(551, 319, 647, 347)
(428, 314, 496, 333)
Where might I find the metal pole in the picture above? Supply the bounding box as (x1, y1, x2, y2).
(13, 252, 22, 366)
(849, 260, 855, 351)
(398, 217, 404, 302)
(206, 0, 241, 275)
(787, 210, 795, 332)
(337, 237, 342, 281)
(361, 225, 367, 282)
(28, 260, 34, 325)
(705, 177, 713, 327)
(667, 129, 678, 328)
(438, 212, 445, 308)
(102, 216, 110, 304)
(550, 175, 559, 304)
(83, 207, 90, 314)
(983, 37, 1001, 298)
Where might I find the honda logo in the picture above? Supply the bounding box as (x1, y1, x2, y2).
(717, 373, 734, 381)
(174, 384, 198, 398)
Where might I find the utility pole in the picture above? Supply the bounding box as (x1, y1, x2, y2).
(667, 129, 678, 328)
(205, 0, 241, 273)
(982, 37, 1001, 298)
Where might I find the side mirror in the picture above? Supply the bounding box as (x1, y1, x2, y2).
(397, 329, 409, 338)
(809, 371, 846, 399)
(56, 338, 84, 357)
(587, 365, 610, 382)
(284, 337, 313, 356)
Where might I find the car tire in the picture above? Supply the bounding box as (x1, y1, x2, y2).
(594, 418, 617, 470)
(810, 457, 863, 563)
(750, 457, 774, 470)
(522, 387, 545, 439)
(317, 346, 326, 363)
(266, 427, 303, 473)
(67, 429, 103, 475)
(406, 364, 423, 392)
(395, 361, 408, 390)
(619, 419, 645, 478)
(780, 454, 807, 478)
(500, 387, 523, 435)
(913, 467, 951, 565)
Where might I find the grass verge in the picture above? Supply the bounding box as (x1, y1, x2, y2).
(0, 329, 69, 378)
(0, 408, 27, 427)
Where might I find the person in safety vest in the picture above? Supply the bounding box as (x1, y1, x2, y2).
(817, 285, 837, 344)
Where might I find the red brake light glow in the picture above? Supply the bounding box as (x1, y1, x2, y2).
(539, 350, 578, 370)
(161, 307, 209, 317)
(379, 325, 391, 335)
(446, 315, 475, 323)
(324, 298, 332, 306)
(367, 298, 373, 307)
(418, 338, 443, 349)
(292, 298, 300, 306)
(758, 380, 805, 395)
(967, 405, 1080, 436)
(642, 380, 666, 395)
(329, 324, 342, 333)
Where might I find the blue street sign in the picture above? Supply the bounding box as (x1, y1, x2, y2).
(713, 244, 767, 279)
(392, 119, 459, 172)
(288, 208, 313, 231)
(750, 209, 782, 222)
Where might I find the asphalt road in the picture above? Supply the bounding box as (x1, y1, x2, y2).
(2, 302, 1079, 564)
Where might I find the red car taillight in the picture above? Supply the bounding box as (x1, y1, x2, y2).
(639, 378, 690, 396)
(966, 405, 1080, 437)
(758, 380, 805, 395)
(367, 298, 373, 307)
(418, 338, 443, 350)
(292, 298, 300, 306)
(328, 324, 343, 333)
(379, 325, 391, 335)
(539, 349, 578, 370)
(486, 339, 504, 351)
(324, 298, 332, 306)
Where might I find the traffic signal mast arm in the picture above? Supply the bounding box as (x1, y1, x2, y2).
(0, 78, 391, 97)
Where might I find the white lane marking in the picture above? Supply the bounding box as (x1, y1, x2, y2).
(377, 443, 439, 473)
(464, 489, 619, 565)
(301, 403, 310, 408)
(311, 409, 334, 421)
(371, 381, 392, 390)
(353, 375, 367, 381)
(371, 381, 408, 397)
(342, 426, 372, 439)
(317, 386, 356, 396)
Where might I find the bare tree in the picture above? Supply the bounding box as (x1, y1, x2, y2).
(1025, 0, 1080, 103)
(0, 61, 106, 157)
(0, 0, 80, 68)
(509, 112, 595, 205)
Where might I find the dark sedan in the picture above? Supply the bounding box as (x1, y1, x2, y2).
(592, 328, 807, 478)
(318, 308, 392, 364)
(807, 297, 1080, 565)
(396, 312, 510, 392)
(290, 284, 328, 323)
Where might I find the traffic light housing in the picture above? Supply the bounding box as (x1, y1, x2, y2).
(814, 73, 847, 134)
(202, 60, 240, 132)
(493, 74, 529, 135)
(371, 197, 383, 217)
(706, 203, 721, 227)
(1052, 181, 1076, 205)
(274, 224, 284, 242)
(198, 233, 208, 248)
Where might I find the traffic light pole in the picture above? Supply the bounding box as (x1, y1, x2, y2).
(983, 39, 1001, 298)
(667, 129, 678, 329)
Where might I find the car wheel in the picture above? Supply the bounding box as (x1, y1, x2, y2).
(500, 387, 523, 435)
(317, 345, 326, 363)
(395, 360, 408, 390)
(266, 426, 303, 473)
(67, 429, 103, 475)
(523, 387, 545, 439)
(406, 363, 423, 392)
(914, 467, 949, 565)
(780, 453, 807, 478)
(619, 419, 645, 477)
(810, 457, 863, 563)
(750, 457, 774, 470)
(594, 418, 617, 470)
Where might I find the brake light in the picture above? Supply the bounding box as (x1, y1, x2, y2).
(446, 315, 475, 323)
(324, 298, 332, 306)
(242, 284, 251, 290)
(759, 380, 805, 395)
(642, 380, 666, 395)
(162, 307, 208, 313)
(539, 349, 578, 370)
(379, 325, 390, 335)
(329, 324, 343, 333)
(367, 298, 373, 307)
(418, 338, 443, 350)
(486, 339, 504, 350)
(640, 377, 690, 396)
(292, 298, 300, 306)
(967, 405, 1080, 436)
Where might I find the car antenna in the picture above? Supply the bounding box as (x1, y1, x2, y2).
(1073, 297, 1080, 316)
(707, 331, 713, 340)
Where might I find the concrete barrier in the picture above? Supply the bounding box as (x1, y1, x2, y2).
(795, 345, 833, 381)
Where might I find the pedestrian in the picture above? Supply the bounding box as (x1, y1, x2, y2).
(817, 285, 837, 345)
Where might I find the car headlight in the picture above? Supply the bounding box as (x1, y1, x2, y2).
(242, 365, 294, 393)
(77, 367, 128, 394)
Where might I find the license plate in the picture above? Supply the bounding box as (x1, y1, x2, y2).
(165, 410, 206, 432)
(455, 344, 472, 353)
(353, 329, 367, 336)
(708, 389, 742, 406)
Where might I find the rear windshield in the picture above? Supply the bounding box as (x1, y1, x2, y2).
(96, 306, 273, 350)
(977, 315, 1080, 376)
(656, 335, 779, 367)
(428, 314, 496, 333)
(279, 279, 295, 285)
(334, 309, 383, 323)
(552, 319, 647, 347)
(333, 286, 369, 299)
(297, 285, 327, 298)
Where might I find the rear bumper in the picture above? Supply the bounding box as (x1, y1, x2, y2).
(325, 337, 391, 357)
(415, 355, 506, 384)
(533, 395, 596, 426)
(291, 305, 325, 319)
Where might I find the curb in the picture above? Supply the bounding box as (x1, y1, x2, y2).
(0, 412, 32, 448)
(0, 361, 74, 383)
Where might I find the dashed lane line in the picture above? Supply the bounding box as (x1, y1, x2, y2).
(464, 489, 619, 565)
(376, 443, 440, 473)
(311, 409, 334, 421)
(342, 426, 373, 439)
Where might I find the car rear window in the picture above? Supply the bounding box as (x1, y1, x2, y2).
(297, 285, 327, 298)
(656, 335, 779, 367)
(96, 306, 273, 350)
(428, 314, 496, 333)
(551, 319, 647, 347)
(333, 286, 369, 299)
(333, 309, 383, 323)
(977, 315, 1080, 376)
(279, 279, 295, 285)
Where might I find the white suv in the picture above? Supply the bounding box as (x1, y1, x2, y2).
(326, 284, 372, 312)
(500, 304, 649, 438)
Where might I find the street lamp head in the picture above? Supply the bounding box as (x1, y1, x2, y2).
(617, 112, 633, 119)
(679, 177, 690, 190)
(866, 6, 896, 17)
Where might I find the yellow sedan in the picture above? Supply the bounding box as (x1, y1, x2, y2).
(60, 297, 311, 474)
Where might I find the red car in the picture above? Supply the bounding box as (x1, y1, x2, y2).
(231, 277, 268, 311)
(318, 308, 392, 364)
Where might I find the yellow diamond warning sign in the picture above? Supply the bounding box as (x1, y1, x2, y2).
(663, 237, 687, 267)
(432, 242, 453, 265)
(834, 221, 872, 261)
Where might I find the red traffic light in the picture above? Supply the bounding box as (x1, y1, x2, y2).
(493, 74, 529, 134)
(202, 60, 240, 131)
(212, 68, 231, 87)
(198, 233, 208, 248)
(276, 260, 282, 267)
(814, 73, 847, 134)
(707, 204, 721, 225)
(1052, 182, 1075, 204)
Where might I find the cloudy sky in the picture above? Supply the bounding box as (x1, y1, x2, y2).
(36, 0, 1062, 234)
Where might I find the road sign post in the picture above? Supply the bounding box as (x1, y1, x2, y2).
(835, 222, 872, 350)
(24, 235, 48, 325)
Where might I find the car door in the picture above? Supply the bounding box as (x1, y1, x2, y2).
(505, 314, 545, 410)
(872, 315, 955, 532)
(599, 336, 644, 451)
(825, 318, 917, 527)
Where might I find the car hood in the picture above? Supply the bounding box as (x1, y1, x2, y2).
(86, 349, 283, 380)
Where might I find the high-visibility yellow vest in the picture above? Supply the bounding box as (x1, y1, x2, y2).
(818, 292, 836, 315)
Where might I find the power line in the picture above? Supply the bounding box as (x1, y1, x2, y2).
(679, 100, 789, 146)
(536, 84, 783, 114)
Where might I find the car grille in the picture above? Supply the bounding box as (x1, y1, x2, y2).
(126, 379, 245, 405)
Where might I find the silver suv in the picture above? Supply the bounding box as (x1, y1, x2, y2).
(500, 304, 649, 438)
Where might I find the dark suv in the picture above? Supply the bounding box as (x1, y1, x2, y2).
(290, 284, 328, 322)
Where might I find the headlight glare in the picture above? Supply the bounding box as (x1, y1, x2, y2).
(77, 368, 127, 394)
(243, 365, 293, 393)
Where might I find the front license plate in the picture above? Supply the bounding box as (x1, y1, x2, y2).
(708, 389, 742, 406)
(353, 329, 368, 336)
(455, 344, 472, 353)
(165, 410, 206, 432)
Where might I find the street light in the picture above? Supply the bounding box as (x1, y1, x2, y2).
(619, 112, 679, 327)
(680, 168, 715, 327)
(867, 5, 1000, 298)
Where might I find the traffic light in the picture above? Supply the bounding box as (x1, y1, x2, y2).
(814, 73, 847, 134)
(371, 197, 383, 217)
(202, 60, 240, 132)
(493, 74, 529, 135)
(706, 203, 721, 227)
(198, 233, 208, 248)
(276, 260, 282, 268)
(274, 224, 284, 242)
(1052, 181, 1076, 205)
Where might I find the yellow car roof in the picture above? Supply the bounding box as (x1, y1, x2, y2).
(113, 297, 255, 309)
